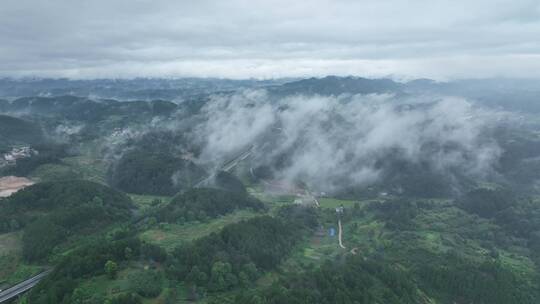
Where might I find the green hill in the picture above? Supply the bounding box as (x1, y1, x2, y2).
(109, 149, 206, 196)
(156, 188, 265, 223)
(0, 114, 44, 146)
(0, 180, 135, 261)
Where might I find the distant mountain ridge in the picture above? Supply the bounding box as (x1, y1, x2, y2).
(273, 76, 403, 95)
(1, 76, 540, 112)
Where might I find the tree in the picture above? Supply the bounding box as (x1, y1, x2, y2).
(9, 218, 20, 231)
(129, 270, 163, 298)
(107, 293, 142, 304)
(157, 188, 265, 224)
(242, 262, 259, 281)
(91, 196, 104, 206)
(105, 260, 118, 279)
(22, 218, 66, 262)
(209, 262, 235, 292)
(141, 242, 167, 262)
(353, 202, 361, 216)
(71, 287, 90, 304)
(124, 247, 133, 260)
(186, 266, 207, 287)
(238, 271, 250, 287)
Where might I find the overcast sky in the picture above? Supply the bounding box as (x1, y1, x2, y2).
(1, 0, 539, 79)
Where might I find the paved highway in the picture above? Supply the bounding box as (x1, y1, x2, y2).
(194, 145, 254, 188)
(0, 270, 51, 303)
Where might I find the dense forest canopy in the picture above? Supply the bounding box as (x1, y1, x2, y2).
(0, 114, 44, 146)
(108, 149, 205, 196)
(0, 180, 134, 233)
(156, 188, 266, 223)
(107, 130, 205, 196)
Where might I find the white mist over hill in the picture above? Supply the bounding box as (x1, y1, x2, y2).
(194, 90, 503, 192)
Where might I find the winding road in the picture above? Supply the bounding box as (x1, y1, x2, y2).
(0, 270, 51, 303)
(338, 219, 346, 249)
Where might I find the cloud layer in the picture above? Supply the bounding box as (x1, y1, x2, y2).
(1, 0, 540, 79)
(195, 91, 502, 192)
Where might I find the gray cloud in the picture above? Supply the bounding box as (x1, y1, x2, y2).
(1, 0, 540, 79)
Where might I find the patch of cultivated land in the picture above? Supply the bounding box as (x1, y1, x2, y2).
(288, 232, 341, 266)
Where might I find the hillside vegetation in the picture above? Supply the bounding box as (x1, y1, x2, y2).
(0, 181, 134, 261)
(156, 188, 266, 223)
(0, 114, 44, 147)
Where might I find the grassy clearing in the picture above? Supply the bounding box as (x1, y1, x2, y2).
(61, 156, 108, 184)
(0, 254, 42, 287)
(247, 187, 296, 204)
(30, 163, 82, 182)
(2, 263, 42, 286)
(139, 210, 260, 251)
(0, 231, 22, 256)
(29, 155, 107, 184)
(29, 139, 108, 184)
(0, 233, 42, 287)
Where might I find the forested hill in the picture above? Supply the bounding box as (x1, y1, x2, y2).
(1, 180, 135, 262)
(0, 114, 44, 146)
(0, 180, 134, 234)
(270, 76, 403, 96)
(0, 96, 180, 122)
(156, 188, 266, 223)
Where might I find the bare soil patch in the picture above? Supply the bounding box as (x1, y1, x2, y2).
(0, 176, 34, 198)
